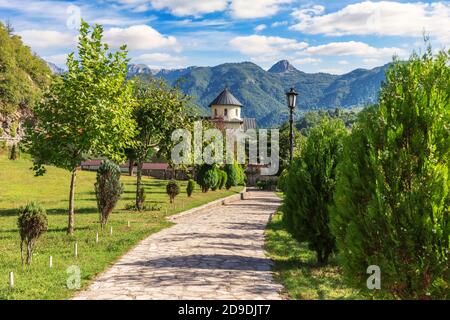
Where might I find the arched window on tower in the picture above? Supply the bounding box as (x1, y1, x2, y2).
(224, 109, 228, 117)
(214, 108, 218, 117)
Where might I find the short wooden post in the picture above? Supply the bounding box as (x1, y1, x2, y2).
(74, 242, 78, 259)
(49, 256, 53, 268)
(96, 232, 99, 244)
(127, 221, 130, 228)
(110, 226, 113, 236)
(9, 272, 14, 288)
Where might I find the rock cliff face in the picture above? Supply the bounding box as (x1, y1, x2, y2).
(0, 109, 29, 146)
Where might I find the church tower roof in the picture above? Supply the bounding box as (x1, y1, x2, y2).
(209, 88, 243, 107)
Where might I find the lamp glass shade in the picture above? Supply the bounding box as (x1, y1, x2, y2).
(286, 88, 298, 108)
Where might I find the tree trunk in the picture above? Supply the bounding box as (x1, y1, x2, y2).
(128, 157, 134, 176)
(136, 160, 143, 211)
(68, 168, 77, 235)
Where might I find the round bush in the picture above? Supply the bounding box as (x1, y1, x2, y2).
(197, 164, 219, 193)
(166, 180, 180, 203)
(186, 179, 195, 197)
(17, 202, 48, 265)
(218, 170, 227, 190)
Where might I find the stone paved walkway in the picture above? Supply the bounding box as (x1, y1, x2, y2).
(74, 191, 283, 300)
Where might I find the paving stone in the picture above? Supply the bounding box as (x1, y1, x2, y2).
(74, 191, 283, 300)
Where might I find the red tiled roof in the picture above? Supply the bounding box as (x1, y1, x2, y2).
(142, 163, 169, 170)
(80, 160, 102, 166)
(81, 160, 168, 171)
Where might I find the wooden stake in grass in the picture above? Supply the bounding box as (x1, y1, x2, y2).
(9, 272, 14, 289)
(74, 242, 78, 259)
(49, 256, 53, 268)
(127, 221, 130, 228)
(110, 226, 113, 236)
(96, 232, 99, 244)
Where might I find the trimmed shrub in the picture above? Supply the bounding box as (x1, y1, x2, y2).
(17, 202, 48, 265)
(224, 161, 240, 189)
(284, 118, 348, 265)
(197, 164, 219, 193)
(186, 179, 195, 197)
(218, 170, 227, 190)
(237, 164, 246, 186)
(331, 50, 450, 299)
(95, 160, 124, 228)
(166, 180, 180, 203)
(136, 187, 146, 210)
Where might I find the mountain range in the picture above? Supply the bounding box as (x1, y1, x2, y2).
(126, 60, 389, 127)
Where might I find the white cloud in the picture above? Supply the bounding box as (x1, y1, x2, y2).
(132, 53, 185, 68)
(338, 60, 350, 65)
(292, 57, 321, 65)
(291, 1, 450, 45)
(43, 53, 68, 66)
(254, 24, 267, 32)
(271, 21, 289, 27)
(230, 35, 308, 67)
(18, 30, 76, 49)
(304, 41, 406, 59)
(149, 0, 228, 17)
(230, 35, 308, 56)
(103, 25, 179, 51)
(231, 0, 293, 19)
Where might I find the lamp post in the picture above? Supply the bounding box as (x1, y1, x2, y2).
(286, 88, 298, 164)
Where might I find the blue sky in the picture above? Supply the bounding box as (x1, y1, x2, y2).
(1, 0, 449, 74)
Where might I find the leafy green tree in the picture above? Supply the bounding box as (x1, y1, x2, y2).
(24, 21, 136, 234)
(331, 48, 450, 299)
(278, 122, 305, 170)
(95, 160, 124, 228)
(284, 118, 348, 265)
(130, 78, 190, 211)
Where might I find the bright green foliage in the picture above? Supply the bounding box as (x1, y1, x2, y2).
(17, 202, 48, 265)
(224, 160, 244, 189)
(0, 22, 52, 115)
(197, 164, 219, 193)
(218, 170, 227, 190)
(237, 163, 246, 186)
(331, 48, 450, 299)
(284, 118, 348, 265)
(277, 169, 288, 192)
(186, 179, 195, 197)
(24, 21, 136, 234)
(166, 180, 180, 203)
(130, 78, 190, 210)
(95, 160, 124, 228)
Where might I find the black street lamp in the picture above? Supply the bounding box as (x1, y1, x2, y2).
(286, 88, 298, 164)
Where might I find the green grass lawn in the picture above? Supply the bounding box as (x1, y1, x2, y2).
(0, 152, 242, 300)
(265, 195, 362, 300)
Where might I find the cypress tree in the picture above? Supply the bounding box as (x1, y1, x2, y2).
(331, 48, 450, 299)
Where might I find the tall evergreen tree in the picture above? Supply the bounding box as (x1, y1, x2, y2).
(331, 48, 450, 299)
(284, 118, 348, 265)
